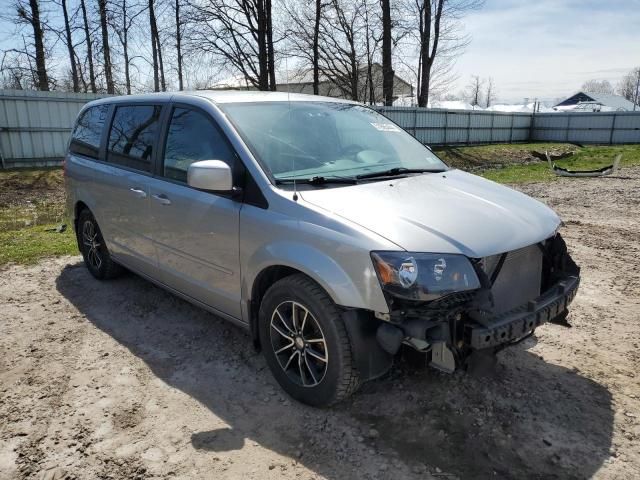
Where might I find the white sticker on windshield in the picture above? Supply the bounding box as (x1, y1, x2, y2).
(370, 122, 400, 132)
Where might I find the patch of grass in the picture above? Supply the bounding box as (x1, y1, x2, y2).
(0, 167, 72, 265)
(0, 166, 66, 230)
(0, 201, 66, 231)
(434, 143, 577, 170)
(479, 144, 640, 184)
(0, 167, 64, 190)
(0, 223, 77, 266)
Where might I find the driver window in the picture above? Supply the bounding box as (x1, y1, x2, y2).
(163, 107, 235, 182)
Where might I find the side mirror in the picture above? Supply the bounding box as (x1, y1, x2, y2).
(187, 160, 233, 192)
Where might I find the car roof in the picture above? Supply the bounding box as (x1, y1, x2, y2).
(84, 90, 359, 108)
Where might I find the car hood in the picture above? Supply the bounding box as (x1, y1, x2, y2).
(298, 169, 561, 258)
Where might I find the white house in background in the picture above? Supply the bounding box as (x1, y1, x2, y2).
(553, 92, 637, 112)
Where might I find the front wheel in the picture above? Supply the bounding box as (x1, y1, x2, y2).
(258, 274, 360, 407)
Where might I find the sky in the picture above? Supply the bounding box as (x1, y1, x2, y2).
(452, 0, 640, 103)
(0, 0, 638, 103)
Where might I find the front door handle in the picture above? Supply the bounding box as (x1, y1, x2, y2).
(129, 187, 147, 198)
(152, 193, 171, 206)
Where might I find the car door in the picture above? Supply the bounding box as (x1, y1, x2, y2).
(147, 104, 242, 319)
(102, 103, 164, 278)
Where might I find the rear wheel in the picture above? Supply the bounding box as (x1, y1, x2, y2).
(77, 209, 123, 280)
(259, 274, 360, 406)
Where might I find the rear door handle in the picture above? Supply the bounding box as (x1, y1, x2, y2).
(152, 193, 171, 206)
(129, 187, 147, 198)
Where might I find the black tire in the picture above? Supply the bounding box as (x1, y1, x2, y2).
(77, 209, 123, 280)
(258, 274, 360, 407)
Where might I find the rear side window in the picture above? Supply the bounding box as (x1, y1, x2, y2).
(107, 105, 162, 173)
(70, 104, 109, 159)
(163, 107, 236, 183)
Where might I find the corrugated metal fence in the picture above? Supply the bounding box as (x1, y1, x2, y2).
(377, 106, 640, 146)
(0, 89, 107, 169)
(1, 90, 639, 168)
(529, 111, 640, 144)
(376, 107, 532, 144)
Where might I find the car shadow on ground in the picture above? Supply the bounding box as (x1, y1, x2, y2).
(56, 263, 614, 479)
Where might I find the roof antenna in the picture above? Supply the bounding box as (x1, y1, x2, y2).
(285, 54, 298, 201)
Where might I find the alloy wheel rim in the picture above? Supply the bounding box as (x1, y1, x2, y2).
(269, 300, 328, 387)
(82, 220, 102, 270)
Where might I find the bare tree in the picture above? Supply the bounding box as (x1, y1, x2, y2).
(405, 0, 481, 107)
(484, 76, 495, 108)
(58, 0, 79, 91)
(148, 0, 164, 91)
(175, 0, 184, 90)
(109, 0, 145, 94)
(312, 0, 322, 94)
(282, 0, 324, 94)
(581, 79, 614, 95)
(381, 0, 393, 105)
(616, 67, 640, 108)
(186, 0, 275, 90)
(10, 0, 51, 90)
(266, 0, 275, 90)
(361, 0, 382, 104)
(79, 0, 97, 92)
(98, 0, 115, 93)
(466, 74, 482, 107)
(314, 0, 370, 101)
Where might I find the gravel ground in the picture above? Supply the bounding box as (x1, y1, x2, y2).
(1, 168, 639, 480)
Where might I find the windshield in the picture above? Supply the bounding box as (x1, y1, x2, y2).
(220, 101, 447, 182)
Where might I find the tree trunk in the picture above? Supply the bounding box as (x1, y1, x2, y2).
(175, 0, 183, 90)
(157, 33, 166, 91)
(417, 1, 431, 107)
(381, 0, 393, 106)
(148, 0, 165, 91)
(312, 0, 321, 95)
(256, 0, 269, 90)
(98, 0, 114, 93)
(75, 51, 88, 92)
(79, 0, 97, 93)
(417, 0, 443, 108)
(28, 0, 49, 90)
(266, 0, 275, 90)
(149, 0, 159, 92)
(364, 6, 374, 104)
(61, 0, 79, 92)
(119, 0, 131, 94)
(350, 51, 358, 102)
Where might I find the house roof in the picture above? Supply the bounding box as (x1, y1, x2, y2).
(554, 91, 636, 111)
(583, 92, 636, 110)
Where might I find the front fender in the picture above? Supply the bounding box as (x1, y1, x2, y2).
(243, 240, 388, 314)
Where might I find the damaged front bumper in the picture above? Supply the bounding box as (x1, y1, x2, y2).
(466, 273, 579, 349)
(374, 234, 581, 372)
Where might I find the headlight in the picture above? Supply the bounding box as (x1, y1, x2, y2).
(371, 251, 481, 302)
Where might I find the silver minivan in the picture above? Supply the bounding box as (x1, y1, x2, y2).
(65, 91, 580, 406)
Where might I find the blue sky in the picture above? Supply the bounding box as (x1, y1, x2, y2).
(453, 0, 640, 102)
(0, 0, 638, 102)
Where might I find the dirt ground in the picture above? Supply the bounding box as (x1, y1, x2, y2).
(1, 169, 639, 480)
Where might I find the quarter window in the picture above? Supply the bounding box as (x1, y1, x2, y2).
(70, 104, 109, 159)
(107, 105, 162, 173)
(163, 107, 235, 183)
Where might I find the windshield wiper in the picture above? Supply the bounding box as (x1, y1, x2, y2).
(275, 175, 358, 185)
(356, 167, 446, 180)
